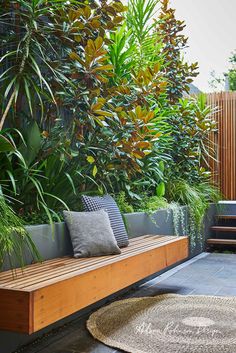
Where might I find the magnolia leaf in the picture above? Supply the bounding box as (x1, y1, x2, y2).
(133, 151, 145, 159)
(136, 141, 151, 149)
(91, 19, 101, 29)
(135, 106, 142, 118)
(113, 16, 124, 24)
(83, 6, 91, 19)
(95, 37, 103, 50)
(91, 102, 104, 111)
(154, 62, 161, 73)
(92, 64, 114, 72)
(93, 110, 113, 117)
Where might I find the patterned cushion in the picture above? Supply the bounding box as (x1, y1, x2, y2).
(81, 195, 129, 248)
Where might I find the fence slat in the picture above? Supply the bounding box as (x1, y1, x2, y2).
(207, 92, 236, 200)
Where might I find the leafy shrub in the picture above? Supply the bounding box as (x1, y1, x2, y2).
(158, 0, 199, 103)
(167, 95, 218, 183)
(0, 0, 219, 249)
(0, 0, 170, 222)
(115, 192, 134, 214)
(136, 195, 169, 213)
(166, 179, 221, 246)
(0, 196, 41, 269)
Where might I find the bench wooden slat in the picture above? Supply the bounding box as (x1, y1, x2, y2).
(0, 235, 166, 281)
(2, 236, 181, 290)
(21, 237, 180, 290)
(0, 235, 189, 334)
(0, 235, 174, 287)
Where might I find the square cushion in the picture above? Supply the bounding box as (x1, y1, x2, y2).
(81, 194, 129, 248)
(63, 209, 121, 258)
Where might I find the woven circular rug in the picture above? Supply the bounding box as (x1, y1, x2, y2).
(87, 294, 236, 353)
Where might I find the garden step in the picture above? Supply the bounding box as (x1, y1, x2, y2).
(207, 238, 236, 245)
(211, 226, 236, 232)
(216, 215, 236, 220)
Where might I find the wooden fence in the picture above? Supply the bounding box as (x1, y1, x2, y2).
(207, 92, 236, 200)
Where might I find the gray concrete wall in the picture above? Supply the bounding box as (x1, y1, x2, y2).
(124, 207, 188, 238)
(1, 204, 217, 353)
(124, 204, 216, 258)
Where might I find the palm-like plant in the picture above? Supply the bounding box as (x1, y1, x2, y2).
(0, 195, 41, 270)
(108, 0, 164, 81)
(0, 125, 77, 223)
(127, 0, 163, 70)
(0, 0, 75, 129)
(109, 24, 135, 81)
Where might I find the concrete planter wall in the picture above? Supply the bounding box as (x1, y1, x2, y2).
(3, 204, 217, 271)
(124, 203, 217, 258)
(1, 204, 217, 353)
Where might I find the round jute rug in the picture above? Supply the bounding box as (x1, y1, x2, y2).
(87, 294, 236, 353)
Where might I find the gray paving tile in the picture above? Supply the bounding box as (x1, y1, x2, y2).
(215, 286, 236, 296)
(28, 323, 118, 353)
(189, 285, 222, 295)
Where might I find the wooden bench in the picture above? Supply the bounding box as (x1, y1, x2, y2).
(0, 235, 188, 334)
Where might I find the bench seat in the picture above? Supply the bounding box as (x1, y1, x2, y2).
(0, 235, 188, 334)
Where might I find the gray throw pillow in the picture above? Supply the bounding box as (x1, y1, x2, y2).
(63, 209, 121, 258)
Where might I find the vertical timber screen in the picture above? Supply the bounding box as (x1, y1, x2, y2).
(207, 92, 236, 200)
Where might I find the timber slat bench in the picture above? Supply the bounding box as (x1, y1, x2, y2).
(0, 235, 188, 334)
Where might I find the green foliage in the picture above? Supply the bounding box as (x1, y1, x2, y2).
(228, 51, 236, 91)
(109, 24, 135, 81)
(167, 94, 217, 183)
(136, 195, 169, 213)
(158, 0, 199, 103)
(126, 0, 163, 70)
(0, 0, 219, 264)
(229, 70, 236, 91)
(109, 0, 165, 81)
(0, 0, 66, 128)
(115, 192, 134, 214)
(0, 196, 41, 269)
(0, 127, 98, 223)
(166, 179, 221, 245)
(0, 135, 14, 153)
(156, 181, 165, 197)
(209, 51, 236, 91)
(0, 0, 168, 221)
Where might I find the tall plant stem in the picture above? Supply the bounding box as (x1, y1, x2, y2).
(0, 27, 32, 130)
(0, 90, 16, 131)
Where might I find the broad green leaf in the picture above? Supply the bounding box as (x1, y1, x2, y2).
(19, 121, 42, 166)
(0, 135, 15, 153)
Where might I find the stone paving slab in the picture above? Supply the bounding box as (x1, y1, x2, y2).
(15, 253, 236, 353)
